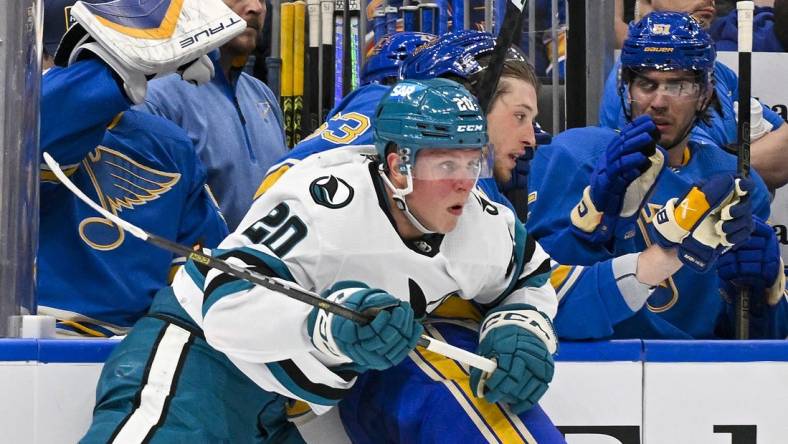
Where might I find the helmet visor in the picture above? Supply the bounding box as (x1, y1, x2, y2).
(628, 73, 704, 104)
(409, 146, 494, 181)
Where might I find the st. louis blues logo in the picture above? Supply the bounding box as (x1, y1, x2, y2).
(309, 175, 354, 209)
(79, 146, 180, 250)
(638, 202, 680, 312)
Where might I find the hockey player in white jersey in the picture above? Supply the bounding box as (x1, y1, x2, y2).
(82, 78, 561, 442)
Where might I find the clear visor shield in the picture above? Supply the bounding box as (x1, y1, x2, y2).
(628, 74, 705, 105)
(407, 146, 494, 182)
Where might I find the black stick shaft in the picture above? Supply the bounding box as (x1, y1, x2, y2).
(735, 1, 754, 340)
(148, 233, 435, 348)
(475, 0, 527, 113)
(148, 234, 370, 324)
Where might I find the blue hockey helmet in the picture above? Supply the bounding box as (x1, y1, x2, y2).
(374, 78, 488, 168)
(621, 12, 715, 78)
(399, 30, 527, 83)
(362, 32, 437, 85)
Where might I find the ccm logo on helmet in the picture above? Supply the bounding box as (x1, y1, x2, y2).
(457, 124, 483, 132)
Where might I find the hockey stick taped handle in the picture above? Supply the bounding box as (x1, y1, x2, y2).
(419, 336, 497, 373)
(42, 152, 498, 373)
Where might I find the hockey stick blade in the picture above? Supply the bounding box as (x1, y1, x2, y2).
(42, 152, 496, 373)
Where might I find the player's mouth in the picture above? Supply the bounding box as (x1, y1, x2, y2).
(692, 7, 715, 26)
(246, 19, 262, 32)
(448, 204, 464, 216)
(653, 120, 672, 133)
(507, 152, 521, 167)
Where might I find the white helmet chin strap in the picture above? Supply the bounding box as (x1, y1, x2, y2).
(378, 165, 436, 235)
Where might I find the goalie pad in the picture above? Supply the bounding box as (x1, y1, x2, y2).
(63, 0, 245, 75)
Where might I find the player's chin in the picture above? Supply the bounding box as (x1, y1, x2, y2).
(494, 164, 513, 183)
(434, 213, 461, 233)
(229, 30, 258, 53)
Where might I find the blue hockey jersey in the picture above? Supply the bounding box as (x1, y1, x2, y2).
(526, 126, 786, 339)
(39, 60, 228, 336)
(598, 60, 784, 149)
(256, 83, 389, 198)
(710, 6, 785, 52)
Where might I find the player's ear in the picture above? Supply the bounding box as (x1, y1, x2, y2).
(698, 82, 714, 112)
(386, 152, 407, 187)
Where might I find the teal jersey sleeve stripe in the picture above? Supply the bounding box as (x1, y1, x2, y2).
(201, 247, 297, 316)
(489, 221, 529, 307)
(266, 360, 354, 406)
(202, 280, 256, 316)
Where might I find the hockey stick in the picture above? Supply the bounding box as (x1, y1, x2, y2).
(42, 152, 496, 373)
(320, 0, 335, 118)
(293, 1, 307, 145)
(334, 0, 345, 104)
(475, 0, 527, 113)
(477, 0, 529, 221)
(451, 0, 464, 31)
(349, 0, 361, 90)
(306, 0, 321, 136)
(281, 1, 296, 148)
(735, 0, 754, 339)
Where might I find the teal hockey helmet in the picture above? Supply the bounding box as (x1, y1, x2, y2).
(374, 77, 488, 176)
(374, 78, 490, 234)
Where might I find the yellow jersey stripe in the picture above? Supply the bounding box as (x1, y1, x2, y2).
(57, 320, 108, 337)
(254, 164, 291, 199)
(94, 0, 183, 39)
(409, 326, 536, 443)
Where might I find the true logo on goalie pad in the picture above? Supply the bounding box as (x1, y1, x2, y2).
(310, 175, 354, 209)
(180, 16, 243, 48)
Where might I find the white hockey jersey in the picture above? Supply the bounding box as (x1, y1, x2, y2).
(170, 146, 556, 412)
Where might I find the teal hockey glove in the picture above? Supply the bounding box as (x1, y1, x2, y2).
(54, 0, 245, 103)
(469, 304, 557, 414)
(308, 281, 423, 371)
(652, 174, 754, 272)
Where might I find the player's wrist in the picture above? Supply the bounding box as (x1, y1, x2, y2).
(766, 260, 786, 306)
(571, 186, 615, 244)
(479, 303, 558, 355)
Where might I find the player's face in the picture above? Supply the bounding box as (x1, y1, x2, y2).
(407, 149, 482, 234)
(486, 78, 538, 183)
(651, 0, 716, 28)
(629, 70, 707, 148)
(223, 0, 265, 56)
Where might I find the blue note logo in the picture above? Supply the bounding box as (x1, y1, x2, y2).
(310, 175, 354, 209)
(79, 146, 180, 251)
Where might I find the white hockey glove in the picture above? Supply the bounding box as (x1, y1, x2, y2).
(734, 98, 774, 141)
(54, 0, 245, 103)
(652, 174, 754, 273)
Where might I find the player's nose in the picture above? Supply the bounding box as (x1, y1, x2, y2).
(649, 92, 670, 110)
(243, 0, 265, 17)
(454, 177, 475, 192)
(522, 124, 536, 148)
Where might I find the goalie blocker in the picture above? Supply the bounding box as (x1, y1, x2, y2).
(54, 0, 245, 104)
